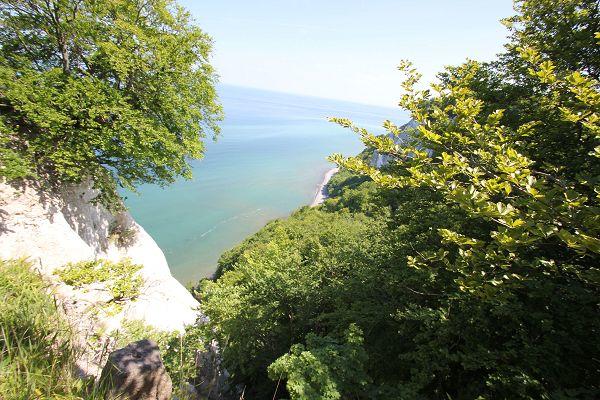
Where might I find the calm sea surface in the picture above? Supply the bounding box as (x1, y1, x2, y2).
(125, 85, 408, 284)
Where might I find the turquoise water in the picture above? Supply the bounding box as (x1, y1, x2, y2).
(125, 85, 408, 284)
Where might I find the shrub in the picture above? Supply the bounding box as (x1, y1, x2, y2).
(1, 259, 203, 398)
(57, 258, 143, 312)
(201, 2, 600, 397)
(268, 324, 371, 400)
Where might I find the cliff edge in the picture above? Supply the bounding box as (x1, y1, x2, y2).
(0, 180, 200, 374)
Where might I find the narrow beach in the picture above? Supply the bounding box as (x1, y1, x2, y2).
(311, 167, 339, 207)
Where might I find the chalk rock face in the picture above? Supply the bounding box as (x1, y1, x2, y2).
(100, 339, 172, 400)
(371, 119, 419, 168)
(0, 180, 200, 373)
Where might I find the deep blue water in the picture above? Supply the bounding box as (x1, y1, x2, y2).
(125, 85, 408, 284)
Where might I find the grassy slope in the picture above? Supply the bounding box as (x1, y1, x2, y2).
(0, 259, 103, 399)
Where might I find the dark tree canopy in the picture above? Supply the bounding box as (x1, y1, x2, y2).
(0, 0, 222, 207)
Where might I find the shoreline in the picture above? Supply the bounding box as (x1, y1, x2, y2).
(311, 167, 339, 207)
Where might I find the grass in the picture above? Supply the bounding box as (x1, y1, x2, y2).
(0, 259, 209, 400)
(0, 259, 108, 399)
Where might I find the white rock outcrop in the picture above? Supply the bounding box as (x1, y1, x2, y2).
(371, 119, 419, 168)
(0, 179, 200, 337)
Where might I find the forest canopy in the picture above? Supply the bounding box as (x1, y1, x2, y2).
(0, 0, 222, 208)
(199, 0, 600, 399)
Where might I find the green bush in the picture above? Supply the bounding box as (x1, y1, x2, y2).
(0, 259, 103, 399)
(330, 0, 600, 397)
(201, 183, 482, 398)
(1, 259, 206, 399)
(268, 324, 371, 400)
(57, 258, 143, 313)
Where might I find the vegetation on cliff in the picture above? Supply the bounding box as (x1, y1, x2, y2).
(0, 0, 222, 209)
(0, 1, 219, 396)
(1, 259, 208, 399)
(199, 0, 600, 398)
(0, 259, 98, 399)
(57, 259, 144, 313)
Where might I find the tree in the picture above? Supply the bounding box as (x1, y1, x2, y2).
(329, 0, 599, 397)
(0, 0, 222, 208)
(199, 0, 598, 398)
(268, 325, 371, 400)
(201, 209, 391, 397)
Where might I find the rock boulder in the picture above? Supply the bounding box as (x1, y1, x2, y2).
(100, 339, 172, 400)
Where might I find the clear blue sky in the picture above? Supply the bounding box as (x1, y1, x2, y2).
(179, 0, 515, 107)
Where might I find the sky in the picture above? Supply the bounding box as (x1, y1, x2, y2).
(179, 0, 515, 107)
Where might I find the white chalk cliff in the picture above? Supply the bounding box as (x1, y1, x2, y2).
(371, 119, 419, 168)
(0, 179, 200, 372)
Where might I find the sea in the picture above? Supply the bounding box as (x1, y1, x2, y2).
(124, 85, 408, 285)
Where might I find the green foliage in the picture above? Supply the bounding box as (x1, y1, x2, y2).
(325, 168, 369, 198)
(202, 208, 391, 397)
(160, 325, 205, 392)
(202, 1, 599, 398)
(0, 0, 222, 208)
(268, 324, 370, 400)
(202, 183, 480, 398)
(326, 0, 600, 398)
(57, 258, 143, 312)
(0, 259, 104, 399)
(1, 259, 205, 398)
(503, 0, 600, 79)
(0, 127, 32, 180)
(322, 168, 379, 214)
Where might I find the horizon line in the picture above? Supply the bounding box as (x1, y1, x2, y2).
(217, 82, 404, 111)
